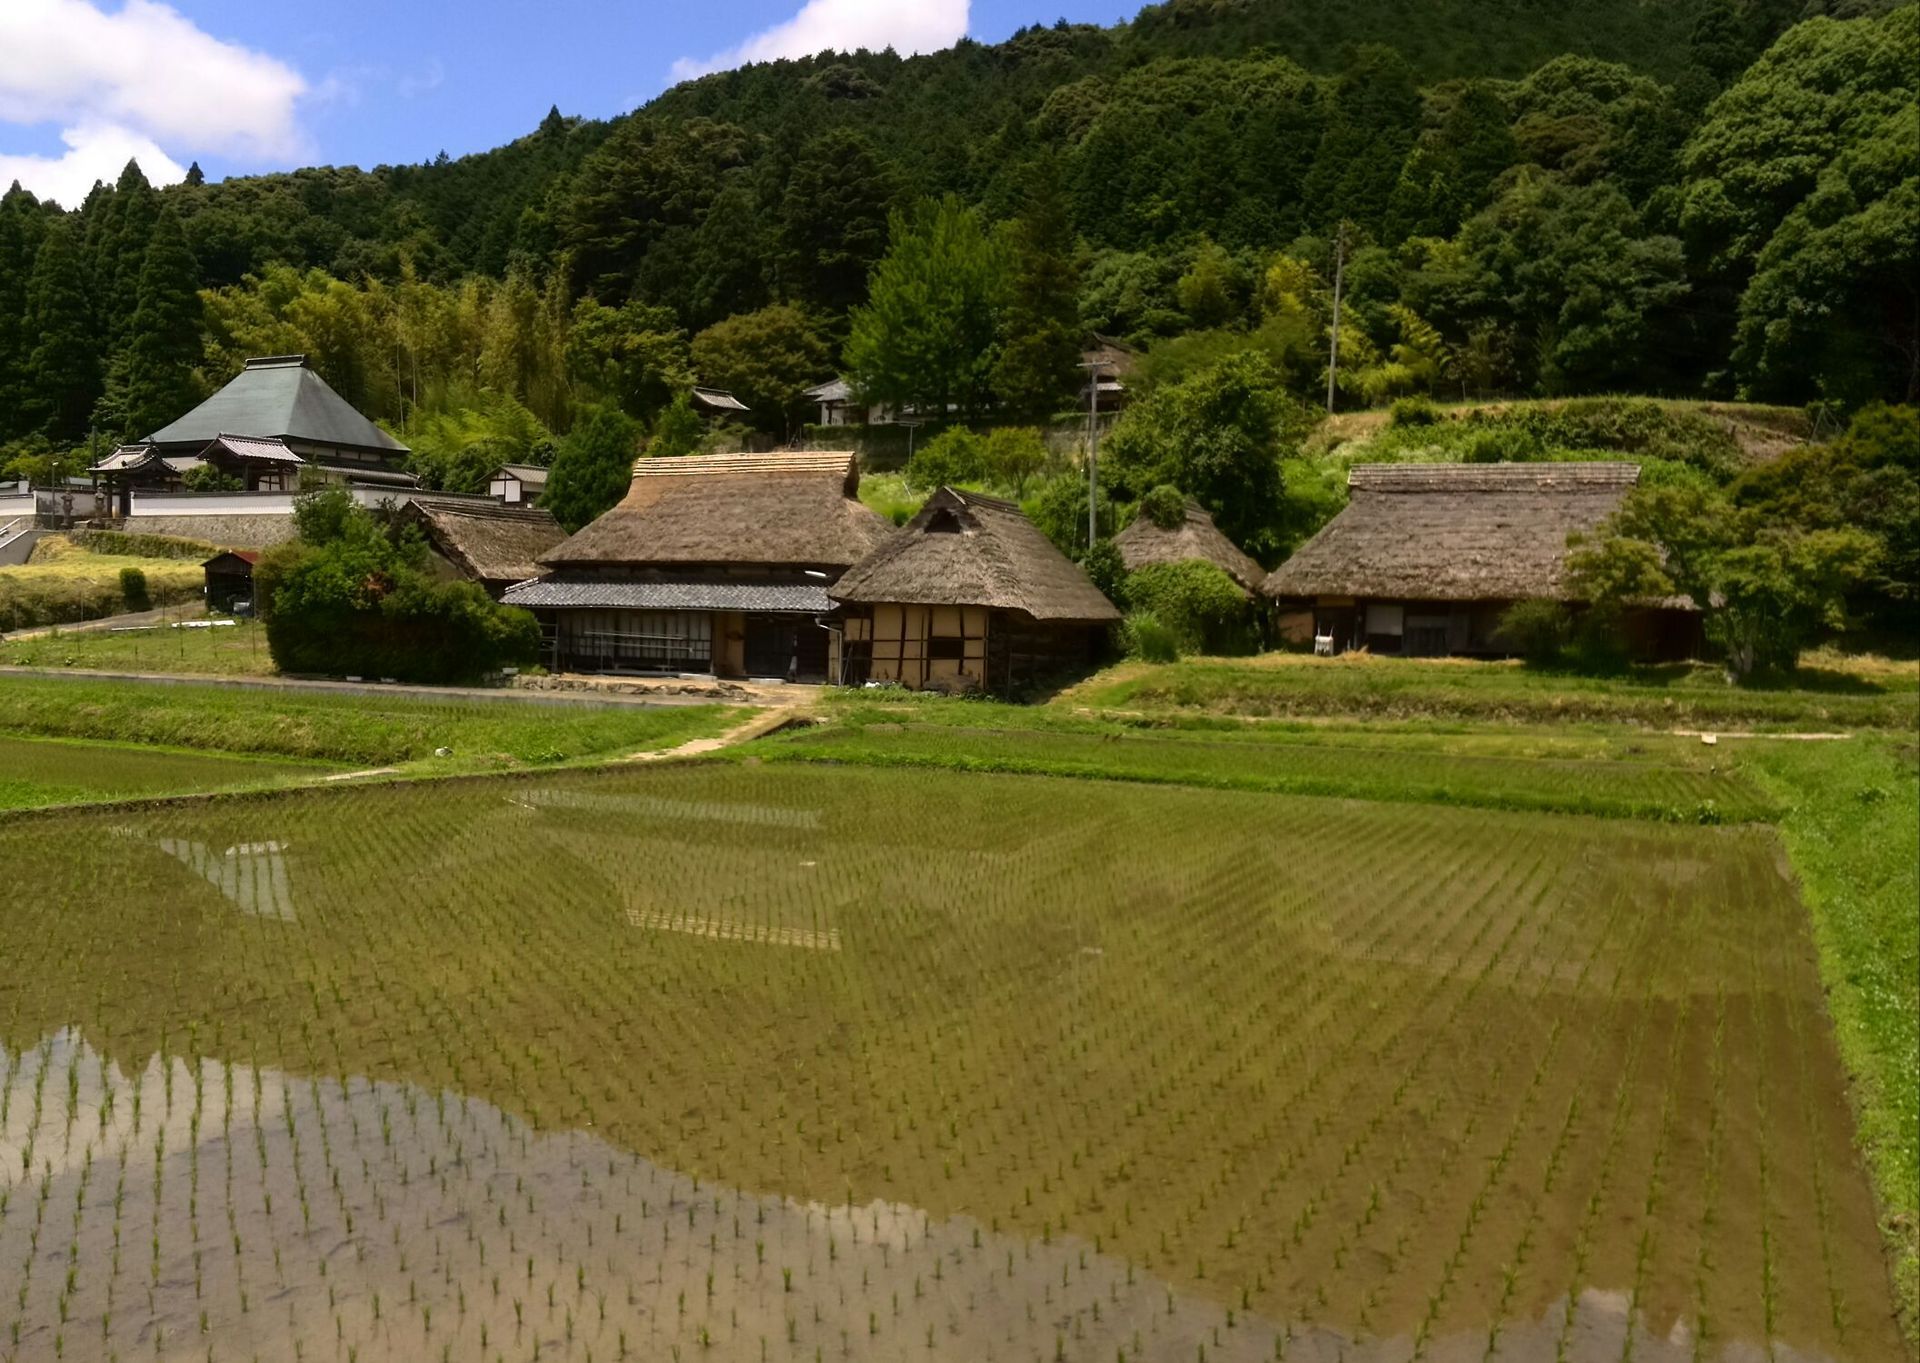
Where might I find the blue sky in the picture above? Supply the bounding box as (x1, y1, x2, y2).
(0, 0, 1135, 206)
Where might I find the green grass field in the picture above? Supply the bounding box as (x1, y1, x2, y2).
(0, 613, 279, 675)
(1079, 651, 1919, 731)
(0, 733, 329, 809)
(0, 675, 737, 769)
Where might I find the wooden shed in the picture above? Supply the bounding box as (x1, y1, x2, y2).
(832, 487, 1120, 694)
(1262, 462, 1698, 658)
(202, 550, 259, 614)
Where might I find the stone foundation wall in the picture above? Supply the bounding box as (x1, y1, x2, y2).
(125, 514, 298, 549)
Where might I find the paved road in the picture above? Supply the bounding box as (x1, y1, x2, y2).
(0, 665, 770, 710)
(2, 605, 207, 641)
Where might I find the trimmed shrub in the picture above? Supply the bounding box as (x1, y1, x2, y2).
(118, 567, 151, 612)
(1122, 609, 1181, 663)
(1123, 560, 1257, 654)
(1137, 484, 1187, 530)
(1496, 598, 1572, 666)
(1389, 396, 1442, 427)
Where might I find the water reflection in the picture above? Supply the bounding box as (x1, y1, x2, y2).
(0, 1033, 1840, 1363)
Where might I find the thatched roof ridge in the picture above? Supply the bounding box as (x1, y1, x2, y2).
(1263, 461, 1641, 603)
(405, 497, 567, 587)
(832, 487, 1120, 623)
(1113, 500, 1264, 593)
(545, 450, 889, 570)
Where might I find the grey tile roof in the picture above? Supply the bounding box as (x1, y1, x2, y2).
(147, 356, 407, 455)
(502, 577, 835, 613)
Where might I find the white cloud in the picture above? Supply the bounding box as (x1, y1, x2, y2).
(0, 0, 309, 160)
(671, 0, 969, 81)
(0, 122, 185, 207)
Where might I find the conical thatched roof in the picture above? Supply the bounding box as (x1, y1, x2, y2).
(405, 497, 567, 588)
(1113, 500, 1264, 594)
(543, 450, 891, 571)
(833, 488, 1120, 623)
(1262, 462, 1640, 602)
(147, 356, 407, 455)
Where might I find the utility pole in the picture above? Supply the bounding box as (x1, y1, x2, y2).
(1079, 357, 1108, 551)
(1326, 221, 1350, 416)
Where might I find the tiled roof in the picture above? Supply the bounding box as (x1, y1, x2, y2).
(503, 577, 834, 613)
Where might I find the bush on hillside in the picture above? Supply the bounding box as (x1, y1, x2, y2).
(1496, 598, 1572, 666)
(118, 567, 151, 612)
(905, 428, 987, 491)
(1121, 609, 1181, 663)
(1079, 538, 1128, 604)
(1122, 560, 1258, 654)
(1389, 396, 1442, 427)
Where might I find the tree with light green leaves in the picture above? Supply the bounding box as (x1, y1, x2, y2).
(690, 305, 830, 439)
(845, 196, 1010, 420)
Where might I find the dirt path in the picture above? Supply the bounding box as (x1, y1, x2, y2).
(625, 704, 806, 761)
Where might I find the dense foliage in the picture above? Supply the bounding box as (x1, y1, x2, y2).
(260, 490, 540, 682)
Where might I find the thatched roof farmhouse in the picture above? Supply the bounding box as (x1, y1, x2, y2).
(833, 487, 1118, 694)
(403, 497, 567, 598)
(1263, 462, 1696, 658)
(507, 451, 891, 681)
(1113, 499, 1264, 594)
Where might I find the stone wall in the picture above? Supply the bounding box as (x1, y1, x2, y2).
(126, 514, 298, 549)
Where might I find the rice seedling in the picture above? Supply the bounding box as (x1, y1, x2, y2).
(0, 758, 1902, 1361)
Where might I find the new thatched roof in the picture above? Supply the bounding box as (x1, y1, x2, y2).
(1262, 462, 1641, 603)
(147, 356, 407, 456)
(1114, 500, 1264, 594)
(405, 497, 567, 587)
(832, 487, 1120, 623)
(542, 450, 891, 571)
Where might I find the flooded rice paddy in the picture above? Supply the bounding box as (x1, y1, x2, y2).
(0, 761, 1902, 1361)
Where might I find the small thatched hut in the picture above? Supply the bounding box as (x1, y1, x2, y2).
(1263, 462, 1697, 658)
(506, 451, 892, 680)
(1113, 500, 1264, 595)
(402, 497, 567, 599)
(832, 487, 1120, 694)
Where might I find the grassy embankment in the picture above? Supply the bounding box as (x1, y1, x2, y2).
(1, 612, 277, 675)
(0, 733, 327, 809)
(0, 535, 206, 632)
(0, 676, 739, 777)
(1075, 650, 1917, 731)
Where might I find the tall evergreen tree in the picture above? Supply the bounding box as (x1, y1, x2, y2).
(123, 204, 204, 437)
(1302, 46, 1423, 233)
(23, 218, 102, 440)
(992, 166, 1083, 420)
(0, 182, 49, 440)
(97, 160, 158, 348)
(779, 129, 894, 317)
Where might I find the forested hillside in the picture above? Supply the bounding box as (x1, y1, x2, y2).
(0, 0, 1912, 502)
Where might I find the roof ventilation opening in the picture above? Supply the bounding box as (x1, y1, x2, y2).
(926, 508, 962, 534)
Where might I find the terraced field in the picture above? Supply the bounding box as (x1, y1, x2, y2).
(0, 734, 328, 809)
(0, 758, 1902, 1362)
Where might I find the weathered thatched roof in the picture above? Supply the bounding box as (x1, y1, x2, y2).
(543, 450, 891, 571)
(833, 487, 1120, 623)
(405, 497, 567, 587)
(1263, 462, 1641, 602)
(148, 356, 407, 455)
(1114, 500, 1264, 594)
